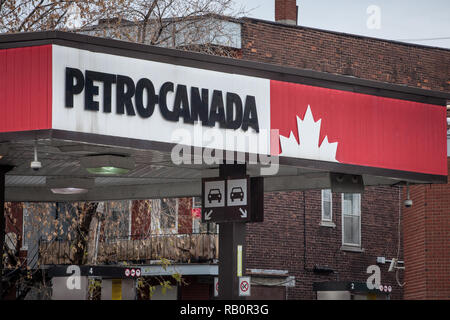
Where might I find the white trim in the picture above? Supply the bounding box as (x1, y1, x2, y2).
(320, 221, 336, 228)
(340, 245, 365, 253)
(341, 193, 361, 247)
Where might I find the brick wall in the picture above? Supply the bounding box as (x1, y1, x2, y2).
(241, 18, 450, 92)
(239, 17, 448, 300)
(403, 158, 450, 299)
(246, 186, 404, 300)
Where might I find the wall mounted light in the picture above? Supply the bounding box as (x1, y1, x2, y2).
(80, 154, 135, 175)
(47, 177, 95, 195)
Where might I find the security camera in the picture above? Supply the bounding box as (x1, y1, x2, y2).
(30, 160, 42, 171)
(404, 182, 412, 208)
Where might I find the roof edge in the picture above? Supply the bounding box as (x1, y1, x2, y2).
(0, 31, 448, 103)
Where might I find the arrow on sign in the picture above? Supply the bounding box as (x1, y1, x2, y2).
(204, 210, 213, 221)
(239, 208, 247, 218)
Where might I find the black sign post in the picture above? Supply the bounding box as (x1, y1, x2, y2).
(216, 163, 246, 300)
(201, 163, 264, 299)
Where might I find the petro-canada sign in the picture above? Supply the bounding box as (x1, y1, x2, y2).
(65, 67, 260, 132)
(47, 45, 446, 178)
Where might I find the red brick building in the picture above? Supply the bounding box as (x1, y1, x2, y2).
(241, 0, 449, 300)
(403, 159, 450, 299)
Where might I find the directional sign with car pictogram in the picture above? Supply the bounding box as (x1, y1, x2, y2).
(201, 176, 250, 223)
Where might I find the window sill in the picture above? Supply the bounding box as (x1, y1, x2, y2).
(320, 221, 336, 228)
(340, 245, 365, 253)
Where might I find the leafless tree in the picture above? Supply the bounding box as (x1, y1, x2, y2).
(0, 1, 105, 33)
(1, 0, 237, 300)
(0, 0, 246, 57)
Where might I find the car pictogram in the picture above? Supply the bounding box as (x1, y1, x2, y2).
(230, 187, 244, 202)
(208, 189, 222, 203)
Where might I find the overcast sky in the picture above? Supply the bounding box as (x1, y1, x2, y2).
(233, 0, 450, 49)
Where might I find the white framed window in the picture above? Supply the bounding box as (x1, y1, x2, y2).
(321, 189, 333, 222)
(341, 193, 361, 247)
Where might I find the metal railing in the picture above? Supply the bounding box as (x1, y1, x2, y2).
(38, 232, 219, 265)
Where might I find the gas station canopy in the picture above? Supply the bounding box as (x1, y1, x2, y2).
(0, 32, 448, 201)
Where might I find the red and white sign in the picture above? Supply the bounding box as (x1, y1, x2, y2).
(0, 45, 446, 179)
(270, 80, 447, 176)
(130, 268, 136, 277)
(238, 277, 251, 297)
(124, 268, 130, 277)
(214, 277, 219, 297)
(192, 208, 202, 219)
(135, 269, 141, 277)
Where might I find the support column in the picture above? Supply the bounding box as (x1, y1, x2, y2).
(217, 163, 246, 300)
(0, 165, 13, 298)
(218, 222, 246, 300)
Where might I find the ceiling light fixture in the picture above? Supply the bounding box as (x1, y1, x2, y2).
(50, 187, 89, 195)
(47, 177, 95, 195)
(80, 154, 135, 175)
(0, 144, 9, 160)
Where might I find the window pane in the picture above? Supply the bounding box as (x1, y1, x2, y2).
(343, 198, 352, 215)
(343, 193, 353, 201)
(323, 201, 331, 220)
(343, 215, 360, 245)
(352, 194, 361, 216)
(343, 193, 361, 216)
(343, 216, 352, 243)
(322, 189, 331, 201)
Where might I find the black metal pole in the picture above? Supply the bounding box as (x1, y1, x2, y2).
(218, 222, 246, 299)
(0, 165, 13, 298)
(217, 163, 246, 300)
